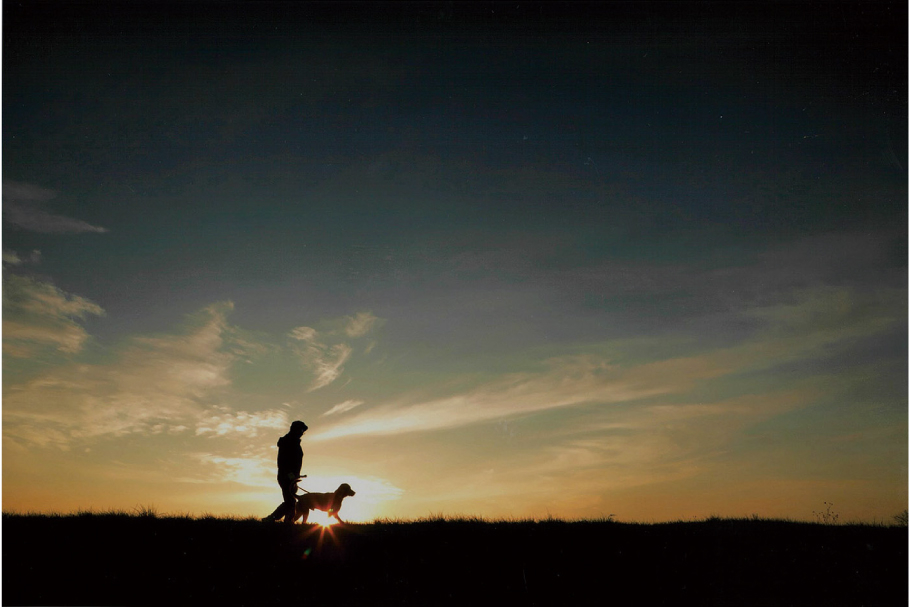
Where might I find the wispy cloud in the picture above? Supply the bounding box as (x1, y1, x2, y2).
(323, 399, 365, 416)
(345, 311, 380, 337)
(288, 311, 382, 391)
(2, 228, 901, 521)
(553, 230, 904, 334)
(289, 327, 352, 391)
(2, 302, 240, 448)
(182, 451, 277, 488)
(311, 275, 902, 442)
(311, 344, 352, 390)
(531, 387, 823, 484)
(195, 407, 289, 437)
(3, 274, 105, 357)
(2, 249, 41, 266)
(3, 180, 108, 234)
(1, 300, 386, 452)
(311, 359, 671, 441)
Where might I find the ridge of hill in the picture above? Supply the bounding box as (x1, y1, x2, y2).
(3, 513, 906, 606)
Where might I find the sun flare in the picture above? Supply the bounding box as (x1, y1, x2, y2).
(307, 510, 336, 527)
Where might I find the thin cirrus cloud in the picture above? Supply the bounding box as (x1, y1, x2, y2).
(526, 387, 824, 487)
(345, 311, 380, 337)
(3, 180, 108, 234)
(2, 300, 385, 451)
(307, 356, 685, 443)
(2, 273, 105, 357)
(289, 312, 382, 391)
(194, 407, 289, 438)
(2, 249, 42, 266)
(2, 302, 241, 449)
(309, 277, 902, 444)
(181, 451, 278, 488)
(288, 328, 352, 392)
(322, 399, 366, 416)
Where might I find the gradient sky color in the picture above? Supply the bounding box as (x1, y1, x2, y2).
(2, 2, 907, 522)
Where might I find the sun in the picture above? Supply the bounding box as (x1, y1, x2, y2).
(307, 510, 336, 528)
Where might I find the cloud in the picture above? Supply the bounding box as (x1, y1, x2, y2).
(554, 230, 904, 333)
(3, 180, 108, 234)
(2, 302, 240, 447)
(181, 452, 277, 488)
(311, 358, 671, 441)
(310, 344, 352, 390)
(345, 311, 380, 337)
(743, 285, 901, 341)
(311, 277, 902, 442)
(535, 388, 822, 481)
(289, 326, 318, 342)
(323, 399, 365, 416)
(1, 300, 389, 453)
(3, 274, 105, 357)
(2, 301, 388, 451)
(288, 311, 381, 391)
(289, 327, 352, 391)
(441, 372, 892, 521)
(3, 249, 41, 266)
(3, 180, 57, 202)
(195, 407, 288, 437)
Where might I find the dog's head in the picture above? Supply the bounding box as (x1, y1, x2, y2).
(336, 483, 356, 497)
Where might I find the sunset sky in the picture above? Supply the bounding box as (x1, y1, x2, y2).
(3, 2, 907, 523)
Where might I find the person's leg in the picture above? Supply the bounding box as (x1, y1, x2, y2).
(279, 477, 297, 524)
(265, 501, 287, 521)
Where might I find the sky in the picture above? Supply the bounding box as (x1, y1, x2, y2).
(2, 1, 907, 523)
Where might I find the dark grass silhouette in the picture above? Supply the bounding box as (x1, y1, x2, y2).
(3, 512, 906, 606)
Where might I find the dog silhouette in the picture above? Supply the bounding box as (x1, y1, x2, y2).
(294, 483, 356, 524)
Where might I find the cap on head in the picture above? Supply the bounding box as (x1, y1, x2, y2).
(290, 420, 308, 433)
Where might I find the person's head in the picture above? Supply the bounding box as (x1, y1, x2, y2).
(290, 420, 308, 436)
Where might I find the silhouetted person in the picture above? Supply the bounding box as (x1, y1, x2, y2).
(263, 420, 308, 523)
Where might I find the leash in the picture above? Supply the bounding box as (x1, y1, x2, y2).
(296, 474, 311, 494)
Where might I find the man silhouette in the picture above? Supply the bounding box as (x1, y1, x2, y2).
(263, 420, 308, 523)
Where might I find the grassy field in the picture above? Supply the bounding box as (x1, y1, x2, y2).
(2, 512, 907, 606)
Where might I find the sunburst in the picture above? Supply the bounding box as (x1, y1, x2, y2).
(307, 510, 336, 528)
